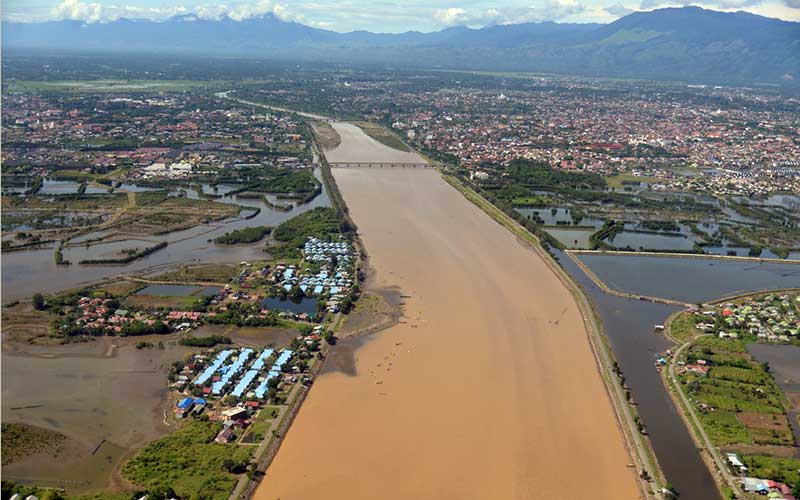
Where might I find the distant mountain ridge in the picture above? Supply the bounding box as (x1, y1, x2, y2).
(3, 7, 799, 85)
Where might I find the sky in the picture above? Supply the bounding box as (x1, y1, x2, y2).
(3, 0, 799, 30)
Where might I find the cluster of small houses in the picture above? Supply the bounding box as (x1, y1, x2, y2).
(269, 237, 355, 314)
(171, 347, 299, 397)
(70, 296, 212, 335)
(726, 453, 797, 499)
(170, 346, 313, 444)
(695, 294, 800, 343)
(72, 297, 170, 334)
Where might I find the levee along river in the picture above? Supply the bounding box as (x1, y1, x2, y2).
(255, 126, 638, 499)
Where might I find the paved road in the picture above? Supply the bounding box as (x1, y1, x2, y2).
(667, 338, 741, 496)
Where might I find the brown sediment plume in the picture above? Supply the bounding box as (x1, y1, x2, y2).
(255, 167, 639, 499)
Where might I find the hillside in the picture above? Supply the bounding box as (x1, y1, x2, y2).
(3, 7, 799, 85)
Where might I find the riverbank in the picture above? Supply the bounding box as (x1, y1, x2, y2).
(255, 164, 640, 499)
(442, 172, 664, 497)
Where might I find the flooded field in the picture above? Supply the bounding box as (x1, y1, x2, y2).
(39, 179, 109, 195)
(1, 336, 194, 492)
(260, 296, 318, 317)
(607, 231, 696, 251)
(546, 226, 595, 248)
(515, 207, 604, 228)
(323, 123, 428, 164)
(1, 171, 330, 302)
(256, 165, 638, 498)
(578, 254, 800, 304)
(746, 344, 800, 446)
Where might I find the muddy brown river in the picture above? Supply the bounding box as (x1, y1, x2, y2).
(255, 127, 638, 499)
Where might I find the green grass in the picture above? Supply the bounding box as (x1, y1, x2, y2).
(604, 173, 660, 190)
(679, 335, 790, 448)
(698, 409, 752, 445)
(352, 122, 411, 152)
(214, 226, 271, 245)
(267, 207, 343, 259)
(710, 365, 768, 385)
(247, 406, 280, 441)
(669, 312, 700, 342)
(511, 196, 552, 207)
(122, 419, 252, 500)
(742, 456, 800, 490)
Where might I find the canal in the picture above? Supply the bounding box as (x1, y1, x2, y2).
(557, 251, 800, 499)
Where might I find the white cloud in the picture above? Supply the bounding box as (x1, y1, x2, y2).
(54, 0, 105, 22)
(604, 3, 636, 15)
(433, 1, 587, 27)
(51, 0, 292, 23)
(433, 7, 469, 26)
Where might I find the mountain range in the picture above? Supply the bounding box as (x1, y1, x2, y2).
(3, 7, 799, 85)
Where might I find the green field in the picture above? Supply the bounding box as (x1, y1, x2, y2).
(6, 79, 224, 93)
(604, 173, 660, 190)
(122, 419, 252, 500)
(246, 406, 281, 442)
(679, 335, 792, 447)
(668, 311, 700, 342)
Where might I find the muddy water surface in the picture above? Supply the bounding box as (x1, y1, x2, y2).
(255, 166, 639, 499)
(324, 123, 427, 164)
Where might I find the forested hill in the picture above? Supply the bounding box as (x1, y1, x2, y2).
(3, 7, 799, 85)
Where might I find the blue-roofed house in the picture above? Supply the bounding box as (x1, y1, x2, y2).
(176, 397, 194, 410)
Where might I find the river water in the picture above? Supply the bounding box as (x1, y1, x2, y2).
(324, 123, 428, 165)
(255, 129, 638, 499)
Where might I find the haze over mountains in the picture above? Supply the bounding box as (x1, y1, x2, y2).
(4, 7, 799, 85)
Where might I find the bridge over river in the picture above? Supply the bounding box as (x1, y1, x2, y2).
(328, 161, 431, 168)
(322, 122, 429, 166)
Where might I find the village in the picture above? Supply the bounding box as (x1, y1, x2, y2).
(660, 291, 800, 500)
(694, 292, 800, 345)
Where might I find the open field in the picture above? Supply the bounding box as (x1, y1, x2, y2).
(122, 419, 252, 500)
(147, 264, 238, 284)
(605, 173, 662, 190)
(5, 79, 225, 93)
(311, 121, 341, 149)
(1, 423, 68, 466)
(678, 335, 793, 448)
(255, 165, 638, 499)
(668, 311, 702, 343)
(1, 302, 54, 344)
(1, 335, 196, 492)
